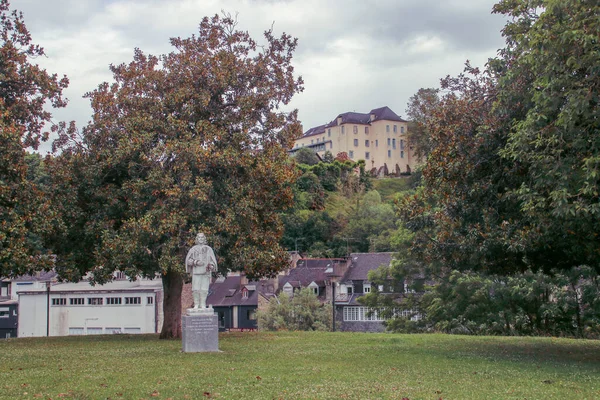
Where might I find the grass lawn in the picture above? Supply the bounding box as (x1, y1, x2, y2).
(1, 332, 599, 399)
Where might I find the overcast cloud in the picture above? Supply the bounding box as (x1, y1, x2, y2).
(12, 0, 508, 153)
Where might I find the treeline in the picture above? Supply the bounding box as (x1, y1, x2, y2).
(361, 0, 600, 338)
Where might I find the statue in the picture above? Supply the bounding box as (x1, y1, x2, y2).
(185, 233, 217, 312)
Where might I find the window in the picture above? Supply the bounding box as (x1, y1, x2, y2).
(107, 297, 122, 305)
(365, 140, 370, 147)
(147, 296, 154, 305)
(311, 139, 313, 144)
(349, 150, 354, 159)
(393, 125, 397, 133)
(88, 297, 103, 305)
(401, 151, 404, 158)
(387, 138, 391, 146)
(125, 297, 141, 305)
(400, 139, 405, 150)
(107, 327, 122, 334)
(365, 127, 369, 134)
(316, 138, 320, 143)
(353, 125, 358, 134)
(69, 327, 84, 335)
(242, 289, 248, 299)
(354, 138, 358, 146)
(346, 286, 353, 294)
(343, 306, 384, 322)
(247, 310, 257, 320)
(86, 327, 103, 335)
(386, 125, 390, 132)
(52, 298, 66, 306)
(123, 327, 141, 334)
(0, 308, 8, 318)
(328, 129, 331, 137)
(392, 139, 396, 149)
(401, 126, 405, 133)
(364, 284, 371, 293)
(375, 140, 378, 147)
(341, 126, 345, 134)
(70, 298, 84, 305)
(365, 152, 370, 160)
(388, 150, 391, 157)
(311, 287, 319, 295)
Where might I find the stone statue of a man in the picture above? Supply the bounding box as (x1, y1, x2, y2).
(185, 233, 217, 311)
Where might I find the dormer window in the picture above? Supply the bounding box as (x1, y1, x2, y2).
(242, 288, 248, 299)
(364, 284, 371, 293)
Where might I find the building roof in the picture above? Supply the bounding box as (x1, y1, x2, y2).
(342, 252, 394, 281)
(16, 279, 162, 295)
(369, 106, 406, 122)
(301, 106, 406, 138)
(279, 258, 346, 288)
(7, 270, 58, 282)
(207, 275, 262, 307)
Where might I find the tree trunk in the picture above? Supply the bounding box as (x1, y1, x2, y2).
(160, 268, 183, 339)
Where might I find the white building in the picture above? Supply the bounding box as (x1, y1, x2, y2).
(18, 279, 163, 337)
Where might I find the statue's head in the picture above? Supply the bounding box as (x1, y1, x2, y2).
(195, 232, 207, 245)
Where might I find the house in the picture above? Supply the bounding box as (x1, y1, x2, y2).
(17, 279, 163, 337)
(206, 274, 275, 331)
(0, 300, 18, 339)
(279, 258, 347, 302)
(290, 106, 417, 175)
(334, 252, 395, 332)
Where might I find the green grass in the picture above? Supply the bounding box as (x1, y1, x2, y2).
(1, 332, 599, 399)
(372, 177, 412, 202)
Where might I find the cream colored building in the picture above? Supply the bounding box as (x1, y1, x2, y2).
(291, 106, 416, 174)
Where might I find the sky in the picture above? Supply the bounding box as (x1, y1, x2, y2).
(12, 0, 508, 153)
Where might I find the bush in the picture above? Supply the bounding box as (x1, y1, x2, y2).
(257, 288, 332, 331)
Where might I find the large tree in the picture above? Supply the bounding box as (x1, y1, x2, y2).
(0, 0, 69, 277)
(49, 15, 303, 338)
(493, 0, 600, 272)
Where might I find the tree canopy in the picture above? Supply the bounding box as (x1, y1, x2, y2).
(49, 14, 304, 338)
(0, 0, 69, 277)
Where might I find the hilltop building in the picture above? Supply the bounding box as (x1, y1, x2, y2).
(291, 106, 417, 175)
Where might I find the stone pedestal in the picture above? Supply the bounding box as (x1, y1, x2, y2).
(182, 311, 219, 353)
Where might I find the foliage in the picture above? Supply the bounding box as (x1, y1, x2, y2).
(405, 87, 440, 159)
(293, 147, 320, 165)
(393, 0, 600, 276)
(2, 332, 600, 399)
(492, 0, 600, 272)
(257, 288, 331, 331)
(377, 268, 600, 338)
(0, 0, 69, 277)
(342, 190, 397, 252)
(48, 14, 303, 338)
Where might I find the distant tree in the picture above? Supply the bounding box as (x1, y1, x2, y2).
(343, 191, 396, 252)
(322, 150, 334, 163)
(294, 147, 320, 165)
(49, 14, 303, 339)
(405, 88, 440, 159)
(257, 288, 332, 331)
(0, 0, 69, 277)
